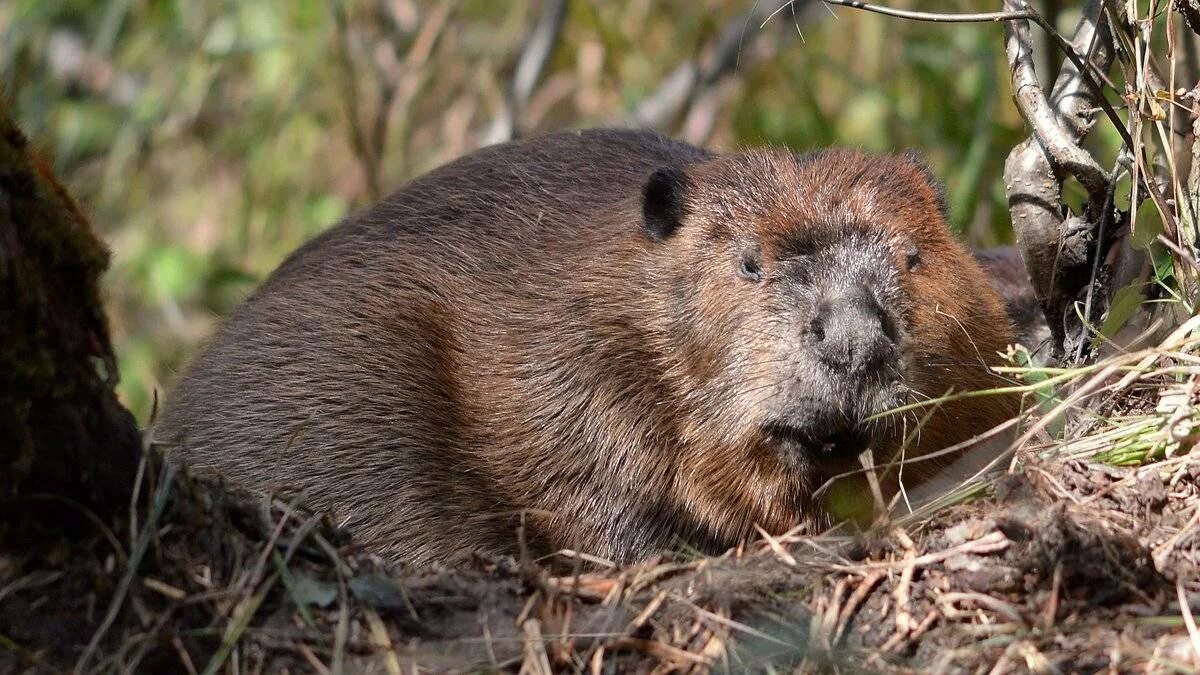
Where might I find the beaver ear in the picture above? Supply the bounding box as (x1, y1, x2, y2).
(641, 167, 688, 242)
(901, 150, 948, 219)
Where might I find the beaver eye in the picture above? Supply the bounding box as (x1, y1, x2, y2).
(737, 251, 763, 282)
(905, 244, 922, 271)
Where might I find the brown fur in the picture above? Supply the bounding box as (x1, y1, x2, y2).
(156, 129, 1020, 566)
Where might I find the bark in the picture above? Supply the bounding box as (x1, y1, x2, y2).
(0, 102, 139, 517)
(1002, 0, 1118, 359)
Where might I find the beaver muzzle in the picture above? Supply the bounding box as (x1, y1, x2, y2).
(809, 285, 897, 376)
(765, 282, 904, 469)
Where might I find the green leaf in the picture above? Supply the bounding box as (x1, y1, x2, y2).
(1131, 200, 1164, 250)
(1098, 283, 1145, 339)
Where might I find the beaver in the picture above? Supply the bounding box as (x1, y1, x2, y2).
(156, 129, 1021, 566)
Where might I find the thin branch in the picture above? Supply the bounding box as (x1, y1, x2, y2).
(1000, 0, 1115, 356)
(1078, 162, 1126, 361)
(383, 1, 456, 176)
(629, 0, 798, 129)
(483, 0, 569, 145)
(1005, 0, 1111, 206)
(820, 0, 1136, 152)
(816, 1, 1032, 23)
(332, 4, 381, 200)
(1188, 87, 1200, 249)
(512, 0, 569, 113)
(1104, 0, 1186, 240)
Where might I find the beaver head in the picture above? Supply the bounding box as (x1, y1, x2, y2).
(641, 148, 1018, 510)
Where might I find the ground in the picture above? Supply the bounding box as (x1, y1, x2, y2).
(2, 334, 1199, 673)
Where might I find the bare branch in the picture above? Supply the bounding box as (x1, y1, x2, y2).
(629, 0, 798, 130)
(482, 0, 569, 145)
(381, 1, 456, 176)
(1003, 0, 1116, 357)
(1188, 89, 1200, 247)
(680, 82, 733, 146)
(1004, 0, 1111, 206)
(1047, 3, 1115, 147)
(333, 3, 382, 200)
(333, 2, 456, 195)
(816, 0, 1034, 23)
(512, 0, 569, 112)
(1103, 0, 1185, 241)
(822, 0, 1136, 153)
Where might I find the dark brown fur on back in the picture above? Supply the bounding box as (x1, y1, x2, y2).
(157, 129, 1020, 566)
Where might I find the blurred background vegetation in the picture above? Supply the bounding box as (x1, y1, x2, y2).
(2, 0, 1116, 421)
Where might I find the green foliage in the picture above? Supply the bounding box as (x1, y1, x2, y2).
(2, 1, 1047, 421)
(1098, 282, 1145, 340)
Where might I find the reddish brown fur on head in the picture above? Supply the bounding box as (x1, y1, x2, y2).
(636, 148, 1021, 535)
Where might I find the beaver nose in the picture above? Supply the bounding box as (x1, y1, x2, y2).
(809, 289, 894, 373)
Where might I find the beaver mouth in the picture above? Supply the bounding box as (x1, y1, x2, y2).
(764, 420, 874, 471)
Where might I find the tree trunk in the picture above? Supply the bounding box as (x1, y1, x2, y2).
(0, 102, 139, 520)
